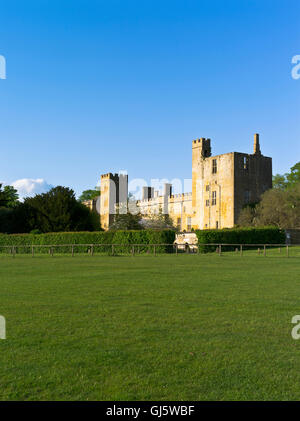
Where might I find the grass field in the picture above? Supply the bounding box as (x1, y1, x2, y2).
(1, 253, 300, 400)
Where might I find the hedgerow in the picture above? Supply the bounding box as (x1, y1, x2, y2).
(0, 230, 176, 254)
(195, 227, 285, 253)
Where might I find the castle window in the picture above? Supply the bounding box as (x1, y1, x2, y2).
(243, 156, 249, 170)
(212, 159, 217, 174)
(244, 190, 251, 204)
(212, 191, 217, 206)
(187, 217, 191, 231)
(206, 199, 210, 207)
(216, 221, 219, 229)
(177, 218, 181, 229)
(206, 185, 210, 192)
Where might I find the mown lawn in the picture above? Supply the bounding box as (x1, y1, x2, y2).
(0, 253, 300, 400)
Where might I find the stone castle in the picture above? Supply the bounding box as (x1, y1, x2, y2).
(96, 133, 272, 231)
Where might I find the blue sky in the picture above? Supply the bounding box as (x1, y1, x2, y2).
(0, 0, 299, 197)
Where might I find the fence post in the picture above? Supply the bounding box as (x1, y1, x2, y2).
(112, 244, 114, 256)
(32, 246, 34, 257)
(219, 245, 222, 256)
(154, 245, 156, 256)
(132, 246, 135, 256)
(287, 245, 289, 258)
(51, 247, 54, 257)
(72, 245, 74, 257)
(264, 245, 266, 257)
(240, 245, 243, 256)
(176, 244, 178, 255)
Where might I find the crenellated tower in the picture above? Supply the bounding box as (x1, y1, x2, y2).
(100, 173, 128, 230)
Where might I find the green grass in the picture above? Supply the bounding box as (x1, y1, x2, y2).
(1, 253, 300, 400)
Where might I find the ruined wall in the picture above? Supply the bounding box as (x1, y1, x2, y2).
(82, 198, 98, 212)
(192, 138, 235, 230)
(233, 153, 272, 224)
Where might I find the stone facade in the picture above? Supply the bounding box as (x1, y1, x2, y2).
(98, 133, 272, 231)
(82, 198, 98, 212)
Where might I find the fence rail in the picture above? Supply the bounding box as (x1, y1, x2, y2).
(0, 243, 300, 258)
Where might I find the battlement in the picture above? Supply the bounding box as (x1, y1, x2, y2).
(193, 137, 206, 144)
(101, 172, 119, 180)
(137, 191, 192, 205)
(192, 137, 211, 158)
(170, 192, 192, 199)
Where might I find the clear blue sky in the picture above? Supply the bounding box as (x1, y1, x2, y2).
(0, 0, 299, 197)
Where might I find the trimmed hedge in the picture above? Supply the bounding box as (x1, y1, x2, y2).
(0, 230, 176, 254)
(195, 227, 286, 253)
(112, 230, 175, 253)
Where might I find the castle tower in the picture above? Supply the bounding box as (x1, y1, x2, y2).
(253, 133, 261, 155)
(192, 138, 212, 228)
(100, 173, 128, 230)
(191, 133, 272, 230)
(233, 133, 272, 224)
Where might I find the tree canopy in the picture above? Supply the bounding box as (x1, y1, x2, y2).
(0, 186, 101, 234)
(109, 212, 142, 230)
(238, 181, 300, 229)
(140, 208, 176, 230)
(78, 187, 100, 202)
(0, 184, 19, 208)
(273, 162, 300, 190)
(239, 161, 300, 229)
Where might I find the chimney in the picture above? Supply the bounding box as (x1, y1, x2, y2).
(254, 133, 261, 155)
(142, 186, 154, 201)
(163, 183, 172, 197)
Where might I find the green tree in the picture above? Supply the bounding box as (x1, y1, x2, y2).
(13, 186, 100, 233)
(141, 207, 176, 230)
(272, 162, 300, 191)
(286, 162, 300, 188)
(238, 184, 300, 229)
(272, 174, 288, 190)
(0, 184, 19, 208)
(78, 187, 100, 202)
(2, 185, 19, 207)
(109, 212, 142, 230)
(237, 205, 257, 227)
(0, 184, 7, 207)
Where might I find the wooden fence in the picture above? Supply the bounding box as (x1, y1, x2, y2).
(0, 243, 299, 257)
